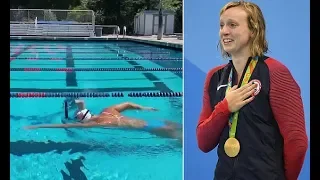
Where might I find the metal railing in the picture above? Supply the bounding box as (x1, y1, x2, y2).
(10, 9, 95, 26)
(10, 24, 95, 37)
(10, 9, 95, 37)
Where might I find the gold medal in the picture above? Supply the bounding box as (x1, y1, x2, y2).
(224, 137, 240, 157)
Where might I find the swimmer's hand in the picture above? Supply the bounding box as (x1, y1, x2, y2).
(143, 107, 158, 111)
(24, 126, 38, 130)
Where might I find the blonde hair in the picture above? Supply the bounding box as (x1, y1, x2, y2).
(218, 1, 268, 59)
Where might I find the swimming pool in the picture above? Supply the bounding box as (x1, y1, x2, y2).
(10, 40, 183, 180)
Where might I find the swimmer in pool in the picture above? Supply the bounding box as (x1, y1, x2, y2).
(24, 100, 182, 141)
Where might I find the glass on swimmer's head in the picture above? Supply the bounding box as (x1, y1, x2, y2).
(63, 98, 80, 120)
(62, 110, 79, 122)
(64, 108, 81, 121)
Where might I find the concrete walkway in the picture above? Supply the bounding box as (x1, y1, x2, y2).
(126, 35, 182, 45)
(99, 34, 183, 49)
(10, 34, 183, 49)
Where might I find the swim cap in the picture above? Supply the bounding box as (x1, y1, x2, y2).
(76, 109, 92, 122)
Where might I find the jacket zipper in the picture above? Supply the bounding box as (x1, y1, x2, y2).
(231, 156, 239, 180)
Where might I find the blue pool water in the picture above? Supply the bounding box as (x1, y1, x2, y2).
(10, 40, 183, 180)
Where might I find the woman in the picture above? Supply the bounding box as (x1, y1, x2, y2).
(24, 100, 182, 141)
(196, 1, 308, 180)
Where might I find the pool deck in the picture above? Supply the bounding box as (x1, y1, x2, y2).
(10, 35, 183, 49)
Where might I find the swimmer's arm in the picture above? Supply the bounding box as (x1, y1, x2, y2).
(113, 102, 157, 112)
(267, 60, 308, 180)
(196, 66, 231, 153)
(24, 122, 108, 129)
(75, 99, 85, 110)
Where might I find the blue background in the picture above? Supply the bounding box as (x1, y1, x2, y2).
(183, 0, 310, 180)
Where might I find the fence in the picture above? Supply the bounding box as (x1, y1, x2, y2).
(10, 9, 96, 37)
(10, 9, 95, 25)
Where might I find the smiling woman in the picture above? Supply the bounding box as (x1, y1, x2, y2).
(195, 1, 308, 180)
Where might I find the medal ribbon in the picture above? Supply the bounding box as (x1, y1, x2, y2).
(226, 58, 258, 138)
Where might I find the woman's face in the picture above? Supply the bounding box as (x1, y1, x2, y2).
(219, 6, 253, 56)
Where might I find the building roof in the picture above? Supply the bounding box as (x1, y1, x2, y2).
(135, 10, 175, 17)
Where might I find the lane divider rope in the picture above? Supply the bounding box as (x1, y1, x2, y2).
(12, 57, 182, 60)
(10, 92, 183, 98)
(10, 45, 151, 48)
(10, 67, 183, 72)
(10, 51, 170, 54)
